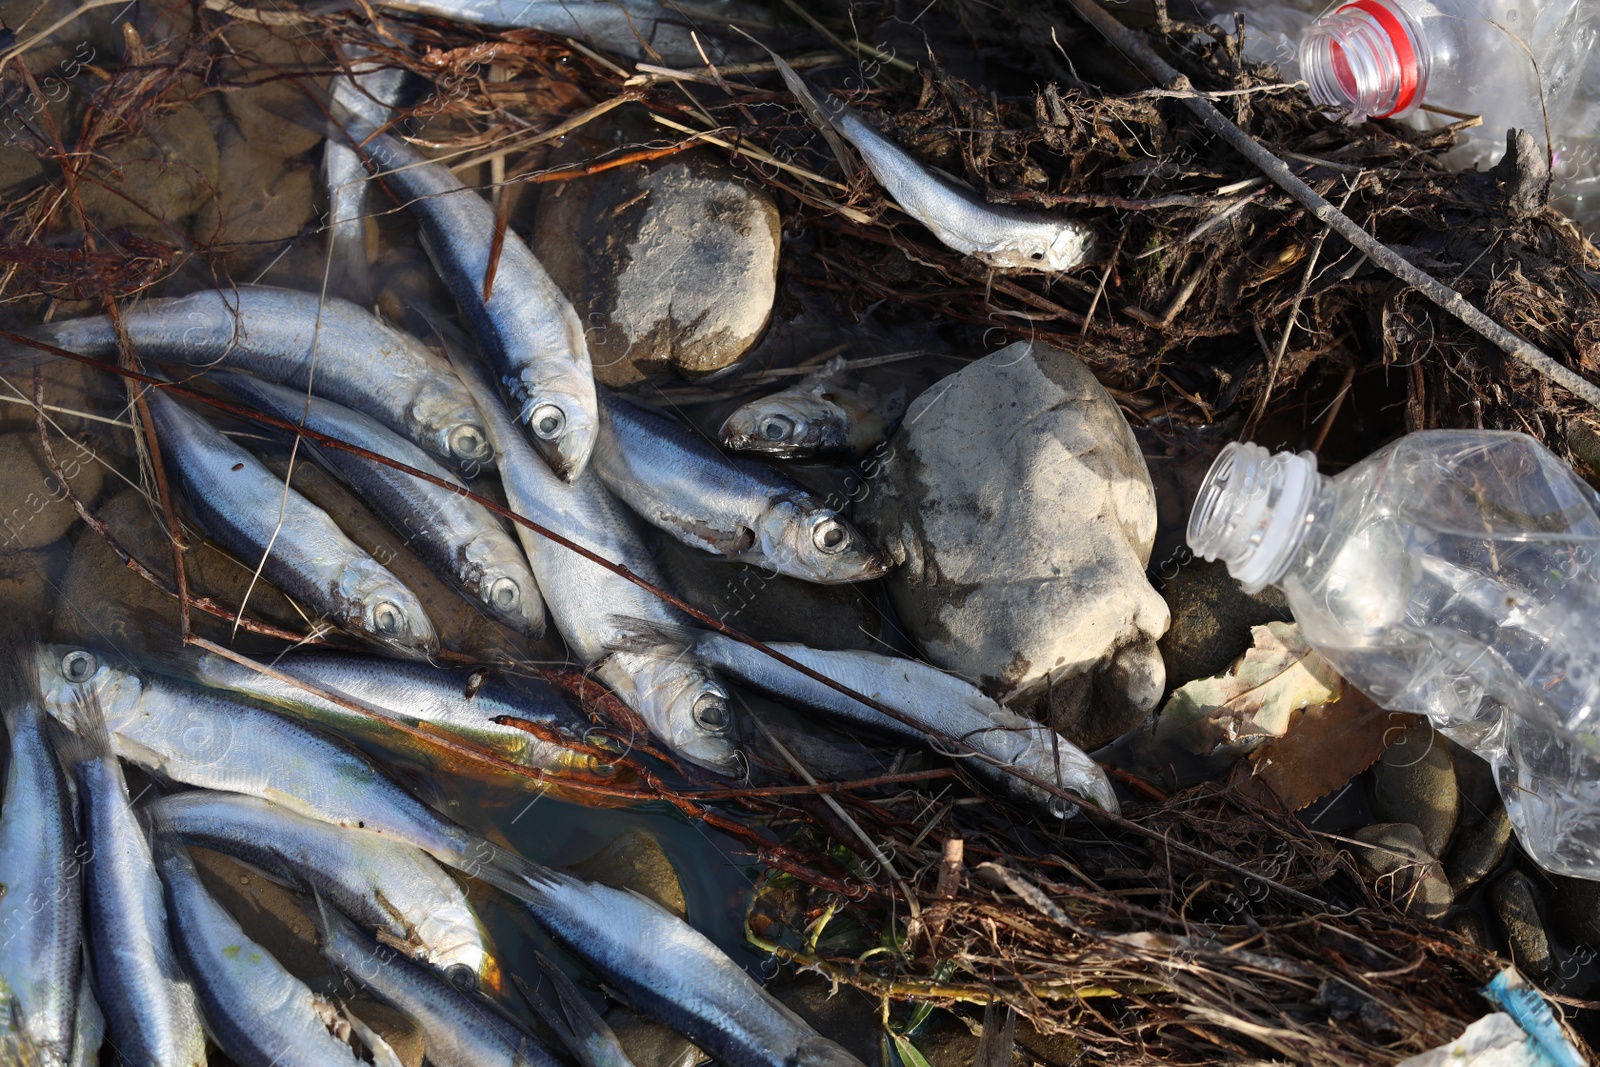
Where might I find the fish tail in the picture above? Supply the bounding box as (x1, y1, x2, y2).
(514, 952, 633, 1067)
(737, 32, 856, 173)
(601, 615, 701, 658)
(455, 838, 560, 910)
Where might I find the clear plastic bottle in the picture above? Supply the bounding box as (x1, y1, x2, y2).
(1299, 0, 1598, 173)
(1188, 430, 1600, 879)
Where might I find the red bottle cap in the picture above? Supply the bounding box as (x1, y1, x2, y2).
(1331, 0, 1420, 117)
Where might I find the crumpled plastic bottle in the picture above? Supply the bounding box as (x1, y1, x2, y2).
(1188, 430, 1600, 880)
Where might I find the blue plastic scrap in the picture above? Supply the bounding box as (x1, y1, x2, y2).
(1481, 968, 1585, 1067)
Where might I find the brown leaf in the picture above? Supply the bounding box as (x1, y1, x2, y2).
(1234, 687, 1421, 811)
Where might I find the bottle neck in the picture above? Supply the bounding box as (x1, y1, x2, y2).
(1188, 443, 1326, 593)
(1301, 0, 1427, 120)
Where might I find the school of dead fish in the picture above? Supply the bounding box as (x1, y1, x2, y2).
(0, 0, 1113, 1063)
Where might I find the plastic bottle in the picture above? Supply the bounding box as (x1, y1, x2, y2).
(1187, 430, 1600, 880)
(1299, 0, 1598, 171)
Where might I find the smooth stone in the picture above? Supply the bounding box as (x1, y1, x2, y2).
(767, 971, 881, 1066)
(1156, 558, 1292, 689)
(0, 546, 69, 628)
(1444, 799, 1512, 897)
(77, 103, 220, 232)
(192, 123, 316, 266)
(0, 147, 43, 195)
(656, 535, 882, 653)
(349, 1001, 425, 1067)
(1490, 870, 1552, 976)
(0, 357, 119, 440)
(531, 153, 780, 385)
(1369, 719, 1459, 858)
(1442, 908, 1490, 949)
(1452, 746, 1501, 829)
(0, 430, 103, 550)
(857, 339, 1169, 749)
(52, 486, 302, 655)
(217, 22, 329, 157)
(1546, 874, 1600, 947)
(568, 829, 687, 919)
(605, 1008, 707, 1067)
(1348, 822, 1453, 921)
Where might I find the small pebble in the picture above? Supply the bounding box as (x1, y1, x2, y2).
(1490, 870, 1553, 976)
(1441, 908, 1489, 949)
(1348, 822, 1453, 921)
(1443, 799, 1512, 897)
(1368, 719, 1459, 858)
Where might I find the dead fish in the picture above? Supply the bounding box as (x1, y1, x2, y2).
(369, 0, 761, 64)
(326, 56, 411, 307)
(26, 286, 495, 475)
(153, 834, 405, 1067)
(333, 122, 598, 481)
(214, 372, 545, 638)
(53, 690, 207, 1067)
(145, 388, 439, 659)
(147, 791, 495, 990)
(0, 694, 80, 1067)
(719, 357, 907, 458)
(689, 632, 1120, 817)
(594, 392, 887, 583)
(451, 355, 743, 776)
(768, 51, 1094, 271)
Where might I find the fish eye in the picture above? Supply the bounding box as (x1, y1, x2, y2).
(60, 649, 97, 682)
(530, 404, 566, 441)
(445, 964, 478, 992)
(488, 576, 520, 611)
(448, 424, 490, 461)
(691, 692, 730, 731)
(812, 519, 849, 553)
(1029, 250, 1045, 261)
(372, 601, 404, 636)
(759, 414, 793, 441)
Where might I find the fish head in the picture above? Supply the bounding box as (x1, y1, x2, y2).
(411, 376, 496, 477)
(627, 652, 745, 776)
(520, 381, 599, 481)
(333, 560, 440, 658)
(34, 644, 143, 732)
(978, 219, 1095, 272)
(757, 499, 890, 584)
(719, 393, 850, 457)
(460, 534, 545, 637)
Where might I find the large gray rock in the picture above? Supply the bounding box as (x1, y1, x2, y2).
(858, 340, 1168, 748)
(531, 154, 779, 385)
(1490, 870, 1552, 976)
(77, 103, 220, 234)
(0, 430, 103, 551)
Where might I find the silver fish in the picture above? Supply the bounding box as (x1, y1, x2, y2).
(30, 286, 493, 473)
(153, 835, 401, 1067)
(147, 791, 493, 989)
(0, 698, 80, 1066)
(145, 388, 439, 659)
(719, 359, 906, 458)
(594, 392, 887, 584)
(326, 58, 410, 306)
(67, 963, 101, 1067)
(453, 356, 742, 775)
(38, 646, 480, 869)
(187, 650, 598, 776)
(338, 125, 598, 480)
(318, 904, 557, 1067)
(56, 692, 207, 1067)
(771, 53, 1094, 272)
(215, 372, 545, 637)
(369, 0, 758, 64)
(691, 633, 1119, 817)
(507, 866, 865, 1067)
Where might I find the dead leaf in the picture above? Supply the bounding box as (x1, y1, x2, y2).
(1235, 688, 1421, 811)
(1155, 621, 1343, 756)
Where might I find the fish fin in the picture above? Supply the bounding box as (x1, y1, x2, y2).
(736, 31, 857, 175)
(42, 681, 118, 770)
(455, 838, 565, 910)
(515, 954, 635, 1067)
(601, 616, 700, 658)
